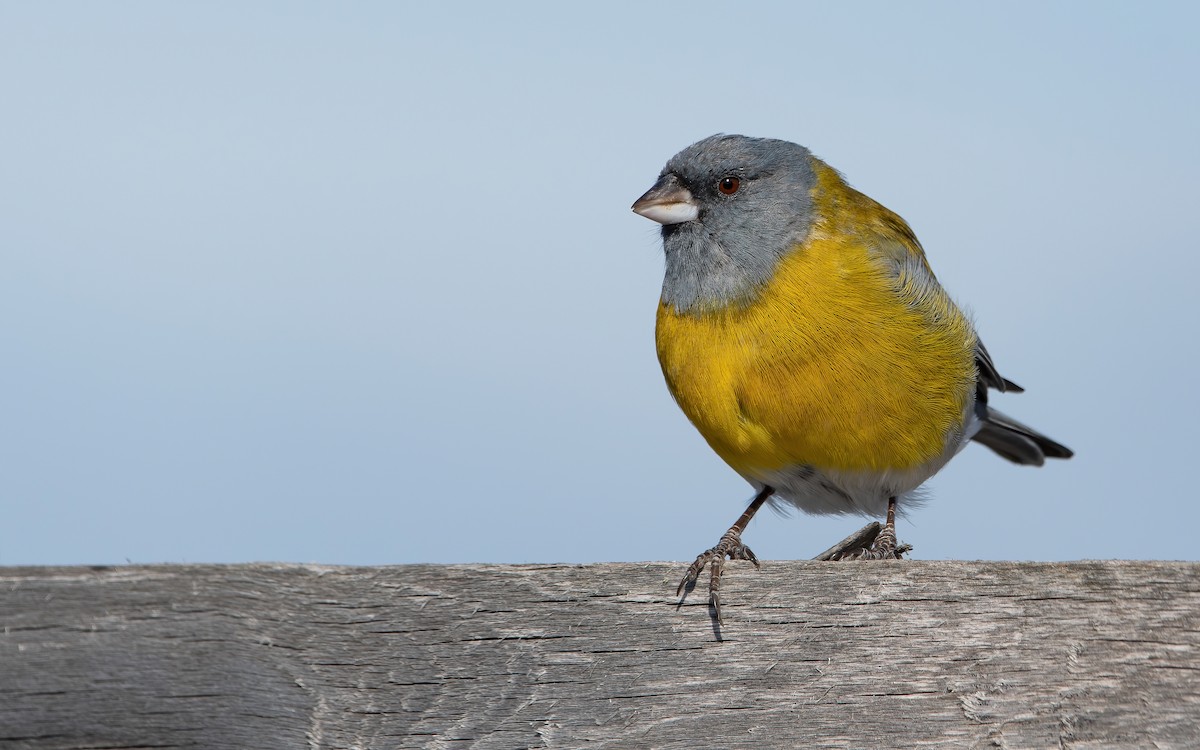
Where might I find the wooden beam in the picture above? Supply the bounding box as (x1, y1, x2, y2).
(2, 561, 1197, 748)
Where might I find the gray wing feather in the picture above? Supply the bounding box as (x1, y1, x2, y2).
(976, 340, 1024, 394)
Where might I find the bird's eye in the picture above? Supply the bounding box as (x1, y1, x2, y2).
(718, 176, 741, 195)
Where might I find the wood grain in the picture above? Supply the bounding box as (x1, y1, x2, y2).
(2, 561, 1198, 749)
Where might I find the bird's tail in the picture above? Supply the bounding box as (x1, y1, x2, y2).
(971, 407, 1074, 466)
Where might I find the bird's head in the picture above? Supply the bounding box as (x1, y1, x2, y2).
(633, 134, 818, 312)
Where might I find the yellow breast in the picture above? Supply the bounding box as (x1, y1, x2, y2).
(655, 170, 976, 479)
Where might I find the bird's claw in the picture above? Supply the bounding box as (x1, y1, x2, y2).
(676, 528, 760, 622)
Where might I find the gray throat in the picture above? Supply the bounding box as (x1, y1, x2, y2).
(659, 215, 813, 313)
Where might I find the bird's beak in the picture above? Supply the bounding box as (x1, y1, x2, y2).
(632, 173, 699, 225)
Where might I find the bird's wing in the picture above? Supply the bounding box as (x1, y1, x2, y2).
(864, 205, 1071, 464)
(975, 339, 1024, 394)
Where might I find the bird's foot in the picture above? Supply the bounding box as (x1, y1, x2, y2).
(676, 527, 759, 622)
(844, 520, 912, 559)
(814, 521, 912, 561)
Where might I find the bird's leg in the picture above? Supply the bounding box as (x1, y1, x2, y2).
(677, 485, 774, 622)
(873, 497, 899, 557)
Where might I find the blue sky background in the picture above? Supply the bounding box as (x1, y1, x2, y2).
(3, 2, 1197, 566)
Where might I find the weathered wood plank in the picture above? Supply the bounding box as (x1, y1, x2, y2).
(2, 561, 1198, 749)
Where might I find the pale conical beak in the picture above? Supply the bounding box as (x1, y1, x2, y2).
(632, 173, 699, 225)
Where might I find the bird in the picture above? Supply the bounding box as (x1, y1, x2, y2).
(631, 134, 1072, 621)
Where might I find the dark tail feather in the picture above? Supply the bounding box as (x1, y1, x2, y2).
(972, 408, 1074, 466)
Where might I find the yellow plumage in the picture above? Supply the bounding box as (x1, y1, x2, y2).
(655, 160, 976, 479)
